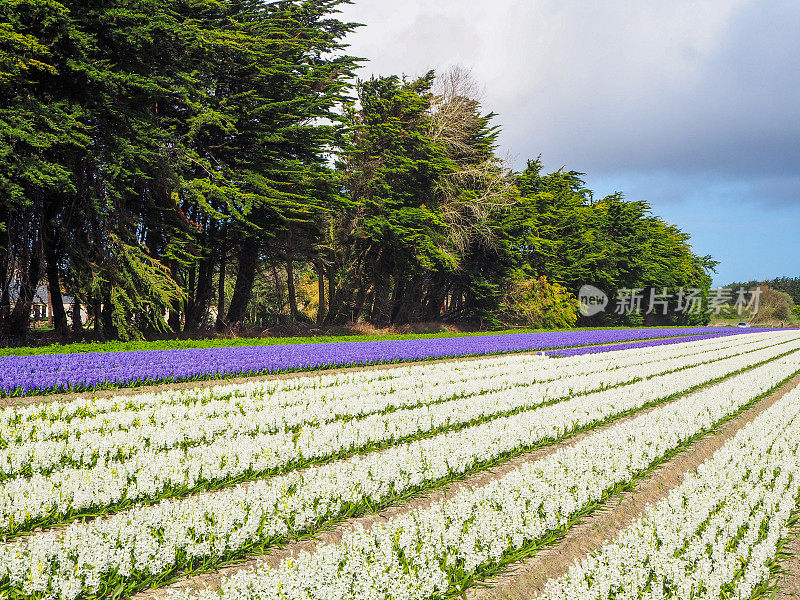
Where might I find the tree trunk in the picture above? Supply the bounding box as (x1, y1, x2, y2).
(316, 260, 326, 325)
(326, 263, 336, 323)
(167, 260, 182, 332)
(370, 256, 391, 324)
(0, 204, 8, 332)
(389, 275, 405, 324)
(43, 227, 67, 335)
(226, 236, 258, 324)
(286, 255, 299, 322)
(72, 298, 83, 335)
(187, 230, 215, 331)
(351, 282, 370, 323)
(92, 297, 102, 338)
(0, 283, 9, 336)
(167, 301, 182, 333)
(423, 273, 447, 321)
(271, 259, 285, 315)
(187, 262, 196, 315)
(9, 236, 43, 338)
(101, 289, 114, 340)
(427, 281, 450, 320)
(216, 227, 227, 332)
(284, 228, 301, 322)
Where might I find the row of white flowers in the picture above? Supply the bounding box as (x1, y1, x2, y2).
(160, 347, 800, 600)
(0, 333, 783, 482)
(0, 354, 544, 429)
(3, 344, 799, 599)
(0, 332, 772, 445)
(1, 333, 766, 464)
(0, 353, 633, 449)
(2, 336, 796, 534)
(535, 385, 800, 600)
(0, 348, 681, 472)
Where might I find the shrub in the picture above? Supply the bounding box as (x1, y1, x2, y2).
(750, 286, 794, 324)
(501, 277, 578, 329)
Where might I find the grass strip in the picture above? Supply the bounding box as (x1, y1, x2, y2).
(0, 327, 721, 357)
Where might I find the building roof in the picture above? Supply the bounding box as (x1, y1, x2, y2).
(8, 283, 75, 305)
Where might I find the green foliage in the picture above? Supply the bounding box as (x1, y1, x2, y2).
(107, 237, 185, 340)
(0, 4, 715, 339)
(0, 0, 358, 339)
(339, 73, 456, 270)
(502, 158, 715, 326)
(679, 288, 712, 326)
(501, 276, 578, 329)
(729, 277, 800, 306)
(329, 70, 515, 326)
(0, 327, 607, 356)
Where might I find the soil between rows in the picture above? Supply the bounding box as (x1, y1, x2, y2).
(0, 351, 548, 409)
(769, 510, 800, 598)
(9, 338, 780, 543)
(128, 359, 800, 600)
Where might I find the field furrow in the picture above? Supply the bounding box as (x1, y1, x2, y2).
(533, 381, 800, 599)
(0, 332, 787, 484)
(0, 328, 739, 397)
(0, 330, 768, 441)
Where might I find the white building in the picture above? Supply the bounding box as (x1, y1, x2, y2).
(9, 283, 87, 327)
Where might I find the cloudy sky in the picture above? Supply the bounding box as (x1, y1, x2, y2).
(336, 0, 799, 285)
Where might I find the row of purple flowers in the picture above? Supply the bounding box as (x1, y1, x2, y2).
(543, 329, 770, 357)
(0, 327, 760, 397)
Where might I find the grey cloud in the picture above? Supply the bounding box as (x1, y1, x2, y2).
(340, 5, 484, 80)
(498, 1, 800, 182)
(747, 176, 800, 208)
(339, 0, 800, 204)
(590, 170, 800, 213)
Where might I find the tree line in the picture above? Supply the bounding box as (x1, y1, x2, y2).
(0, 0, 716, 340)
(725, 278, 800, 323)
(728, 277, 800, 306)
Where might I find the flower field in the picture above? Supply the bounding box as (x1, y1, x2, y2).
(0, 327, 757, 397)
(1, 329, 800, 600)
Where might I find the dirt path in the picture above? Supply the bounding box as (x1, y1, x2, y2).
(7, 337, 771, 544)
(131, 405, 655, 600)
(129, 366, 798, 600)
(773, 539, 800, 599)
(767, 512, 800, 598)
(466, 372, 800, 600)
